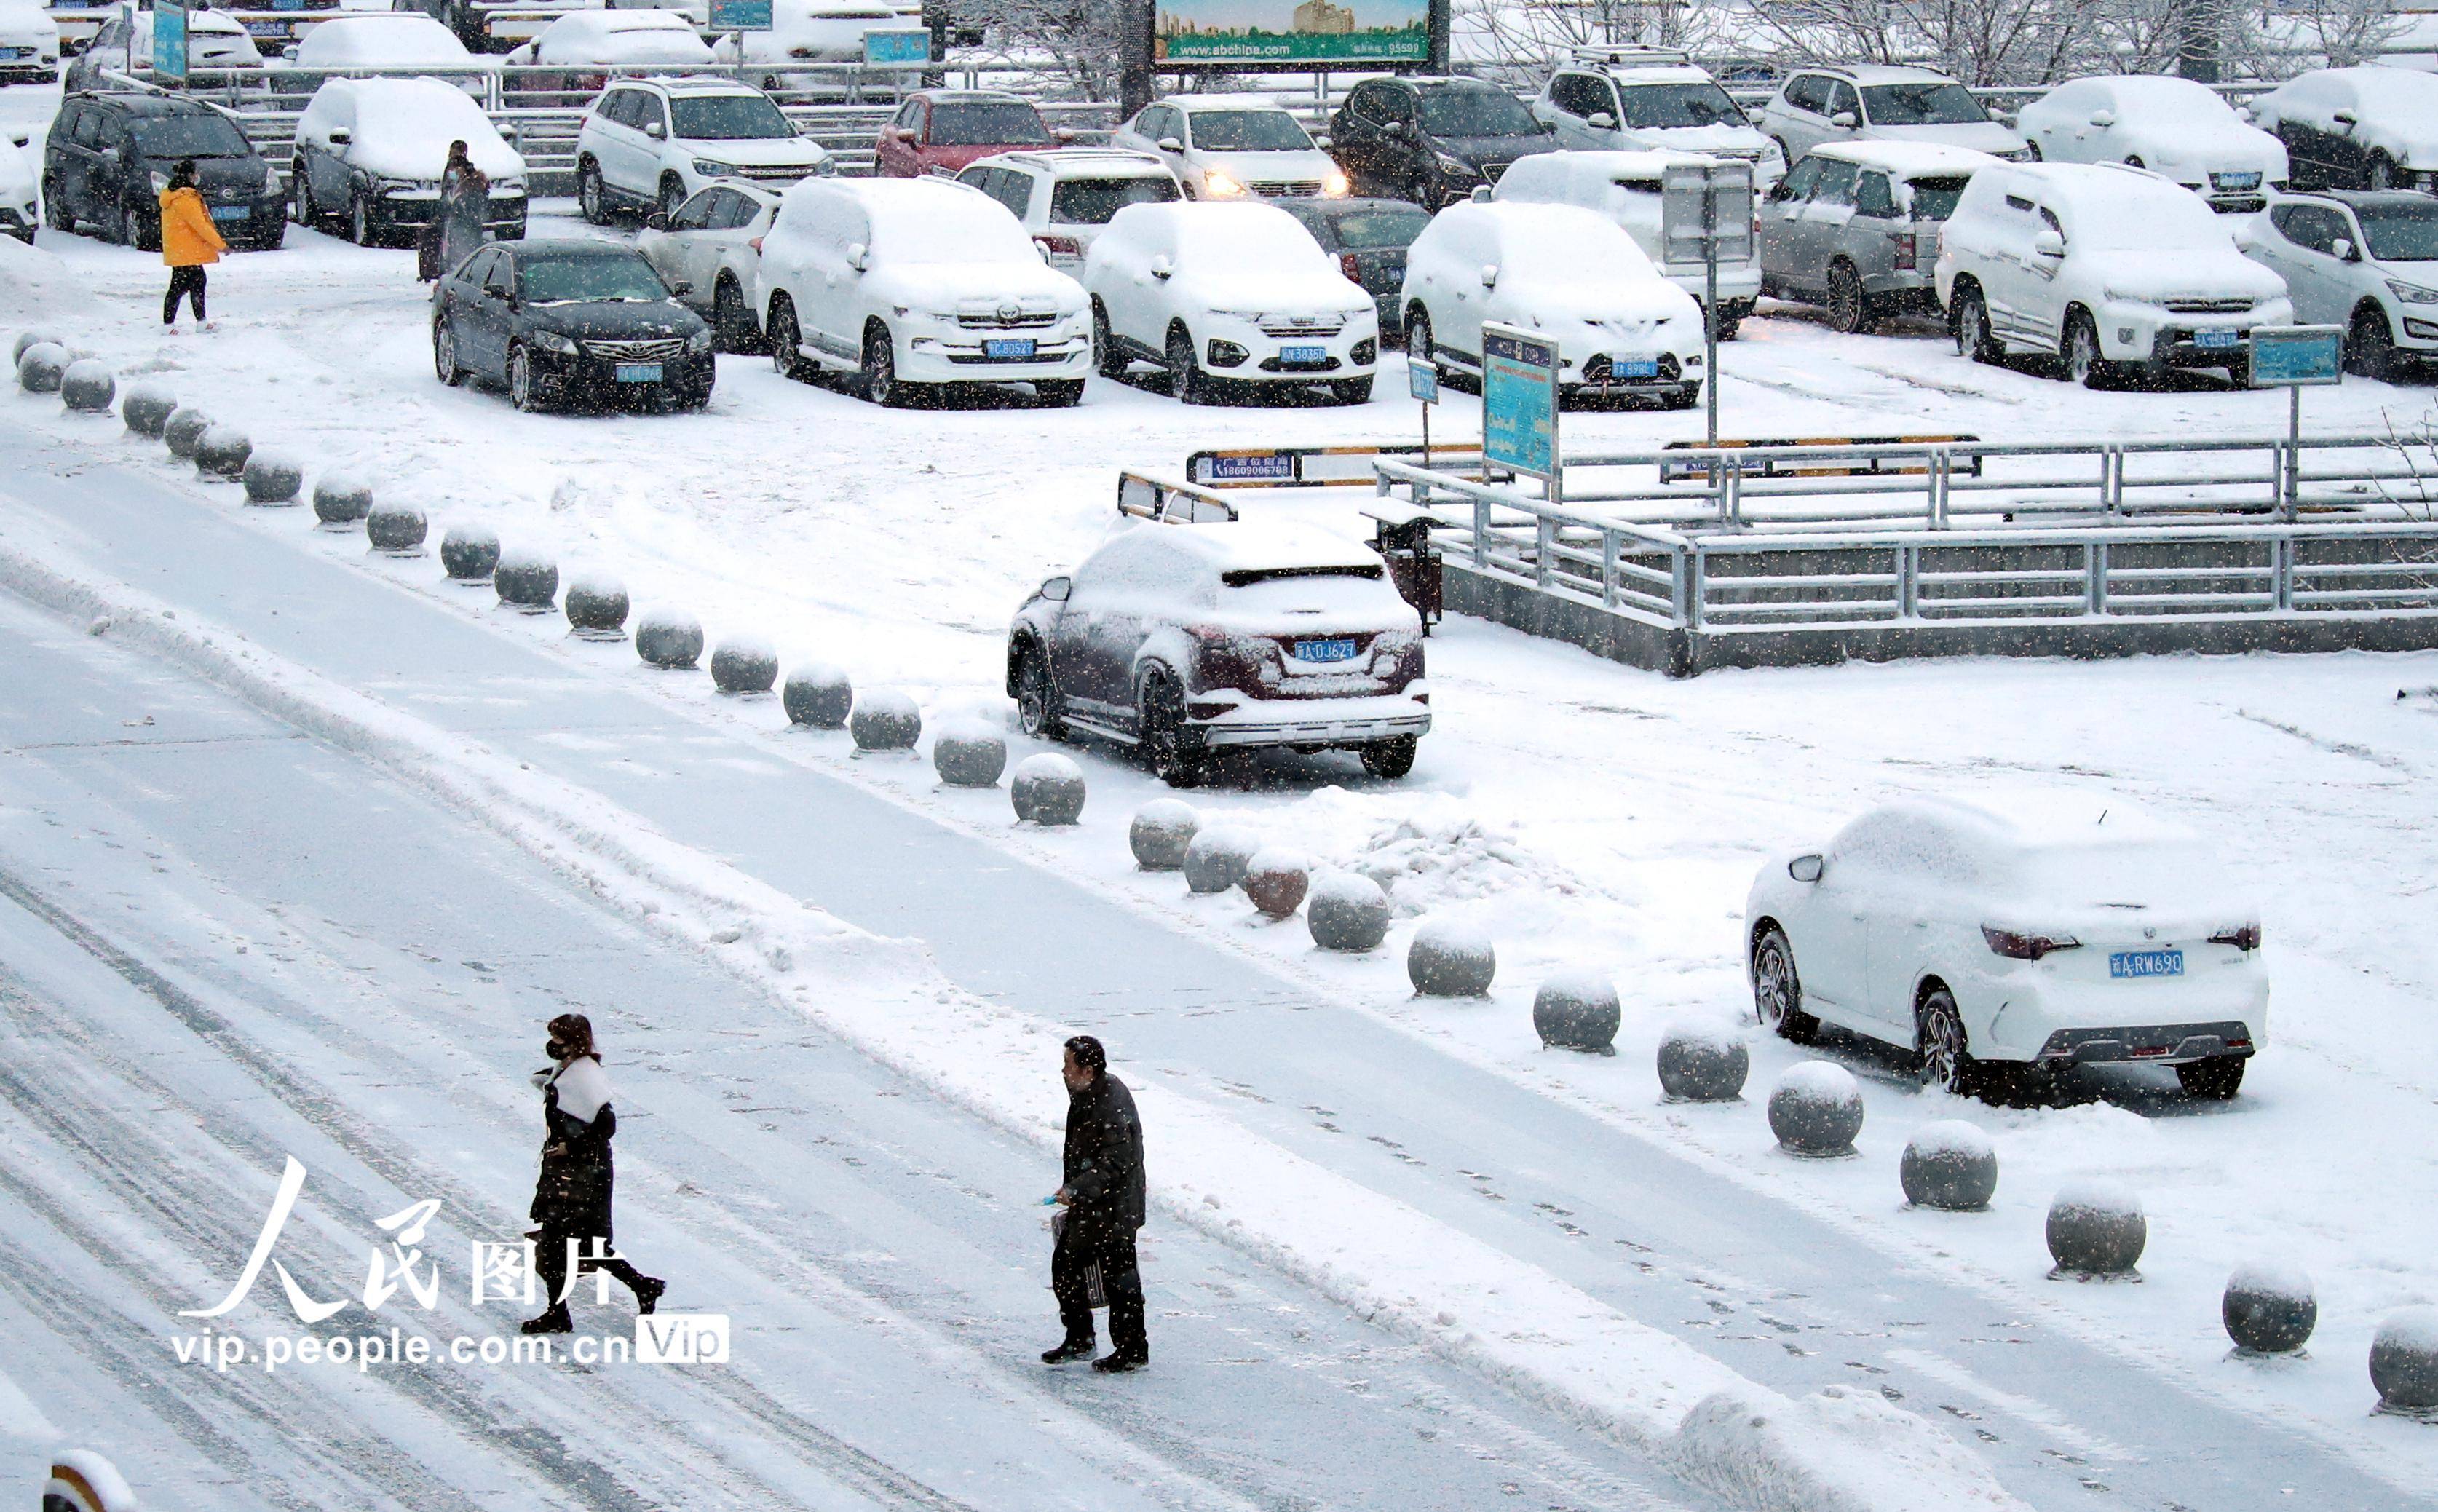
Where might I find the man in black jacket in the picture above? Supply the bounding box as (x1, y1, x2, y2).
(1043, 1034, 1149, 1373)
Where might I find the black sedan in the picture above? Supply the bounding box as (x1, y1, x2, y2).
(432, 241, 714, 413)
(43, 92, 286, 252)
(1273, 197, 1430, 343)
(1328, 76, 1557, 208)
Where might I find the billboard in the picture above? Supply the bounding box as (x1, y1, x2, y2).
(1155, 0, 1429, 65)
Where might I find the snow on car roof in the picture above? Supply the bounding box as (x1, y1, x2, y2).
(295, 15, 473, 66)
(2078, 73, 2227, 106)
(2314, 64, 2438, 109)
(646, 74, 775, 95)
(1604, 66, 1718, 86)
(1153, 519, 1383, 575)
(308, 76, 525, 179)
(1905, 789, 2197, 851)
(538, 9, 702, 42)
(1806, 140, 1999, 176)
(1167, 92, 1292, 112)
(1813, 63, 1957, 84)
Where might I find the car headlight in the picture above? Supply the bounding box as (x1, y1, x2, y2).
(686, 328, 713, 353)
(261, 162, 280, 194)
(693, 159, 737, 178)
(531, 330, 579, 355)
(1206, 309, 1259, 321)
(1323, 169, 1351, 197)
(2388, 279, 2438, 305)
(1434, 153, 1471, 175)
(149, 170, 169, 192)
(2100, 288, 2155, 306)
(496, 178, 526, 195)
(1204, 169, 1245, 197)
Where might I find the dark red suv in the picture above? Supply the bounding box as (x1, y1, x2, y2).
(876, 90, 1066, 178)
(1006, 521, 1430, 785)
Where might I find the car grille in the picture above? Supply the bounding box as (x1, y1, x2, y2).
(1254, 180, 1324, 197)
(584, 337, 686, 361)
(733, 163, 820, 181)
(2163, 298, 2252, 314)
(956, 309, 1058, 330)
(1257, 317, 1344, 337)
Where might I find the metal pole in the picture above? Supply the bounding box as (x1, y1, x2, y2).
(1420, 392, 1430, 472)
(1703, 191, 1719, 446)
(2286, 384, 2301, 521)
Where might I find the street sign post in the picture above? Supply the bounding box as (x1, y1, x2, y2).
(708, 0, 771, 86)
(2251, 324, 2344, 518)
(1481, 322, 1559, 496)
(1409, 357, 1439, 469)
(153, 0, 189, 84)
(1661, 159, 1753, 446)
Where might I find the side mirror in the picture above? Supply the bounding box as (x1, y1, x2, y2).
(670, 280, 692, 296)
(846, 241, 868, 271)
(644, 120, 665, 139)
(645, 210, 669, 231)
(1830, 110, 1857, 130)
(327, 128, 350, 146)
(1040, 575, 1072, 602)
(2032, 229, 2065, 258)
(1788, 854, 1825, 883)
(1479, 262, 1498, 288)
(2333, 237, 2358, 262)
(1587, 111, 1615, 130)
(1384, 119, 1407, 137)
(1156, 135, 1183, 153)
(1469, 183, 1492, 203)
(1313, 132, 1331, 149)
(1054, 126, 1076, 143)
(1149, 253, 1174, 279)
(2089, 109, 2116, 128)
(2333, 109, 2357, 133)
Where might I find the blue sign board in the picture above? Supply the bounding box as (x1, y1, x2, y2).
(1407, 359, 1438, 404)
(153, 0, 188, 82)
(1481, 323, 1558, 481)
(709, 0, 773, 28)
(1206, 452, 1296, 483)
(2251, 325, 2345, 387)
(863, 28, 930, 66)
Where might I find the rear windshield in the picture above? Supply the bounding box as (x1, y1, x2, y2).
(1049, 174, 1179, 224)
(1416, 85, 1539, 138)
(1905, 174, 1971, 221)
(1222, 565, 1384, 587)
(518, 255, 670, 304)
(2357, 199, 2438, 261)
(1189, 109, 1313, 152)
(929, 102, 1053, 146)
(1325, 205, 1428, 248)
(131, 113, 253, 159)
(1613, 82, 1745, 130)
(670, 95, 795, 141)
(1862, 82, 1988, 126)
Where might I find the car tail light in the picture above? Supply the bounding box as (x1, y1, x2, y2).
(1340, 251, 1361, 282)
(789, 45, 815, 58)
(2209, 923, 2262, 951)
(1982, 925, 2083, 960)
(1891, 231, 1917, 272)
(1034, 234, 1083, 257)
(748, 237, 763, 253)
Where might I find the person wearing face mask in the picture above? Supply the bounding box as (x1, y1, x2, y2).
(521, 1013, 665, 1334)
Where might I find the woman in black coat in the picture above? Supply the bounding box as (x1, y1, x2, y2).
(523, 1013, 665, 1334)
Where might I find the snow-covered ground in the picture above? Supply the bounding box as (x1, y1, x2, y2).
(5, 71, 2438, 1509)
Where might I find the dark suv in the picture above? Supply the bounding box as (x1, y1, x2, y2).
(1329, 76, 1556, 207)
(1007, 521, 1430, 785)
(43, 92, 285, 252)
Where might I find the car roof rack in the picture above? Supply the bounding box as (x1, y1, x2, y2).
(1569, 44, 1693, 68)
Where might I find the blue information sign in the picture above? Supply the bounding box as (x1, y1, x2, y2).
(1481, 323, 1558, 482)
(709, 0, 773, 28)
(1408, 359, 1438, 404)
(863, 28, 930, 66)
(2251, 325, 2345, 387)
(154, 0, 189, 82)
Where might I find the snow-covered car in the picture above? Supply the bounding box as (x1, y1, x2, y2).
(505, 9, 712, 92)
(423, 0, 591, 54)
(0, 0, 60, 86)
(2240, 188, 2438, 381)
(1330, 74, 1558, 207)
(713, 0, 903, 85)
(431, 238, 714, 413)
(1272, 196, 1430, 342)
(1006, 519, 1430, 785)
(2248, 66, 2438, 193)
(574, 76, 829, 224)
(2015, 75, 2287, 213)
(292, 76, 529, 246)
(66, 5, 255, 91)
(1759, 142, 1994, 332)
(1757, 64, 2027, 167)
(1746, 791, 2267, 1100)
(1, 126, 36, 243)
(1109, 94, 1348, 201)
(1085, 199, 1377, 406)
(1495, 149, 1762, 337)
(638, 178, 779, 351)
(954, 146, 1178, 273)
(874, 89, 1061, 178)
(1530, 46, 1783, 189)
(277, 14, 494, 97)
(757, 174, 1090, 407)
(1936, 160, 2290, 389)
(1400, 198, 1703, 408)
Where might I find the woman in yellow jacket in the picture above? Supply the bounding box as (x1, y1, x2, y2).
(158, 159, 226, 330)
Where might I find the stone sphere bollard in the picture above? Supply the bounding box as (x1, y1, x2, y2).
(2046, 1180, 2147, 1278)
(12, 330, 63, 365)
(932, 719, 1007, 787)
(365, 502, 428, 555)
(850, 688, 921, 752)
(783, 664, 852, 729)
(2223, 1263, 2317, 1355)
(241, 450, 304, 504)
(194, 424, 251, 479)
(1010, 752, 1086, 823)
(494, 547, 558, 612)
(1408, 918, 1497, 997)
(563, 575, 628, 638)
(1534, 970, 1622, 1056)
(1129, 799, 1200, 870)
(636, 610, 704, 670)
(1308, 871, 1391, 952)
(163, 406, 212, 459)
(122, 382, 178, 436)
(710, 638, 778, 694)
(16, 341, 66, 393)
(60, 359, 116, 413)
(2371, 1306, 2438, 1412)
(1768, 1062, 1865, 1155)
(313, 472, 372, 526)
(1243, 849, 1310, 918)
(1656, 1024, 1749, 1102)
(1900, 1120, 1998, 1210)
(1183, 826, 1259, 895)
(440, 526, 501, 582)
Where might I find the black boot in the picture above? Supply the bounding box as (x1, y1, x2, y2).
(1041, 1337, 1095, 1364)
(633, 1276, 666, 1315)
(1091, 1351, 1147, 1374)
(521, 1305, 572, 1335)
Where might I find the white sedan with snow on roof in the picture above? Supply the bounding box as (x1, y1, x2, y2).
(1746, 792, 2268, 1101)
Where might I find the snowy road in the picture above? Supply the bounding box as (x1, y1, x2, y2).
(0, 424, 2426, 1511)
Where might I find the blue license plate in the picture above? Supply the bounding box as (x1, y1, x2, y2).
(614, 363, 663, 384)
(1281, 344, 1326, 364)
(1612, 357, 1659, 379)
(0, 46, 28, 58)
(210, 205, 248, 223)
(1294, 638, 1358, 663)
(2196, 330, 2239, 349)
(2215, 172, 2260, 190)
(2109, 949, 2185, 979)
(983, 337, 1035, 359)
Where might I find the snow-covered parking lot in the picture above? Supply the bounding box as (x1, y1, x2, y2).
(5, 75, 2438, 1509)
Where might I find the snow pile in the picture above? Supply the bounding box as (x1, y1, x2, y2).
(1673, 1385, 2027, 1512)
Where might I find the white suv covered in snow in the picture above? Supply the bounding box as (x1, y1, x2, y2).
(1529, 46, 1784, 189)
(1936, 161, 2290, 388)
(1084, 199, 1378, 405)
(1401, 199, 1703, 408)
(2240, 189, 2438, 382)
(758, 175, 1091, 407)
(2014, 75, 2287, 213)
(1494, 149, 1762, 337)
(576, 76, 831, 224)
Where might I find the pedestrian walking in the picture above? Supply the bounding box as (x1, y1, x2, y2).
(1042, 1034, 1149, 1373)
(157, 159, 224, 330)
(432, 139, 490, 282)
(521, 1013, 666, 1334)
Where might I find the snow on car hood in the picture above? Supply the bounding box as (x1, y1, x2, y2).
(1874, 120, 2025, 155)
(2094, 248, 2285, 303)
(1180, 266, 1370, 317)
(1200, 148, 1338, 186)
(863, 260, 1084, 314)
(1621, 123, 1773, 157)
(681, 136, 828, 169)
(1489, 279, 1699, 336)
(2124, 125, 2284, 177)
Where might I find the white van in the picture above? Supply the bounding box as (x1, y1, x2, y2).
(1495, 149, 1760, 337)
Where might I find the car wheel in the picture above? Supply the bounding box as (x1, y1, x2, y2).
(290, 167, 314, 226)
(1015, 643, 1065, 740)
(1092, 301, 1126, 378)
(1916, 988, 1980, 1097)
(577, 162, 606, 225)
(1952, 285, 1999, 364)
(41, 178, 70, 232)
(1360, 735, 1417, 780)
(1328, 376, 1372, 405)
(1036, 378, 1084, 407)
(434, 320, 465, 387)
(712, 275, 761, 354)
(1715, 313, 1742, 341)
(2025, 141, 2043, 162)
(1406, 307, 1435, 365)
(861, 322, 907, 407)
(2065, 309, 2108, 389)
(1658, 383, 1701, 411)
(2176, 1056, 2247, 1100)
(1826, 259, 1868, 335)
(2370, 151, 2399, 191)
(767, 297, 808, 381)
(2351, 304, 2399, 382)
(1751, 926, 1820, 1044)
(658, 176, 687, 221)
(351, 191, 373, 248)
(114, 198, 138, 247)
(1165, 324, 1207, 404)
(508, 344, 548, 413)
(2124, 154, 2145, 170)
(1138, 673, 1207, 788)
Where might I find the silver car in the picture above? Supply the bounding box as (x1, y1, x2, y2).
(1755, 64, 2027, 167)
(2239, 189, 2438, 382)
(1760, 143, 1995, 332)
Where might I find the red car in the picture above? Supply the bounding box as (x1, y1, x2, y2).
(876, 90, 1066, 178)
(1007, 521, 1430, 785)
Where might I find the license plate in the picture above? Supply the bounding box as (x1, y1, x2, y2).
(1294, 638, 1358, 663)
(1612, 357, 1659, 379)
(2196, 330, 2239, 349)
(614, 363, 663, 384)
(1281, 344, 1326, 364)
(210, 205, 248, 223)
(241, 19, 287, 33)
(2109, 949, 2185, 979)
(983, 337, 1035, 360)
(0, 46, 28, 58)
(2214, 172, 2260, 190)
